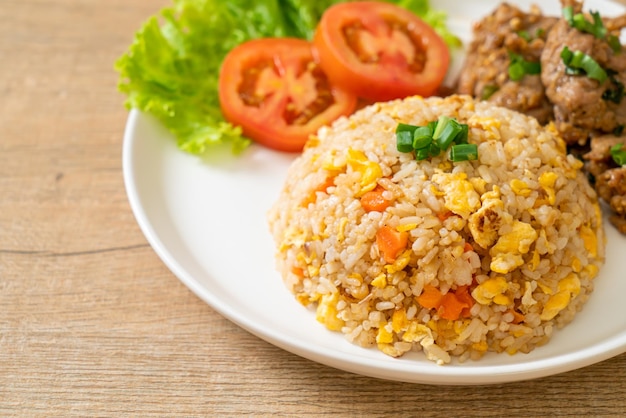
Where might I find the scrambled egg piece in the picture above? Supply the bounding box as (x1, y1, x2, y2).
(558, 273, 581, 296)
(316, 292, 345, 331)
(391, 308, 408, 333)
(402, 322, 434, 344)
(584, 264, 599, 279)
(376, 310, 447, 362)
(376, 323, 394, 344)
(467, 116, 501, 139)
(510, 179, 531, 197)
(490, 220, 538, 274)
(347, 149, 383, 196)
(521, 281, 537, 310)
(371, 273, 387, 289)
(528, 248, 541, 271)
(432, 172, 481, 219)
(469, 177, 487, 195)
(472, 276, 510, 305)
(296, 250, 319, 277)
(539, 273, 581, 321)
(579, 224, 598, 258)
(539, 171, 558, 205)
(468, 193, 512, 249)
(384, 249, 412, 274)
(280, 226, 307, 251)
(554, 154, 583, 179)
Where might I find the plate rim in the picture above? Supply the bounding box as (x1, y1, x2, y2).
(122, 106, 626, 385)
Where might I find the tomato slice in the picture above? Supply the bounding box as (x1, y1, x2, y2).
(312, 1, 450, 102)
(218, 38, 357, 152)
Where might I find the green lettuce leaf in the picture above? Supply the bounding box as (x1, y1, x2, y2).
(115, 0, 459, 155)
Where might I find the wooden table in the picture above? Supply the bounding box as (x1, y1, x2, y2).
(2, 0, 625, 415)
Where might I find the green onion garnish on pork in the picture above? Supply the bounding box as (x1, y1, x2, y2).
(560, 46, 608, 83)
(508, 52, 541, 81)
(610, 143, 626, 166)
(563, 6, 621, 53)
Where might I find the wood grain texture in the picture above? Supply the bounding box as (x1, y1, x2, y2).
(1, 0, 625, 416)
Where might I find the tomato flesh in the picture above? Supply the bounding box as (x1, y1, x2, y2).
(344, 18, 426, 72)
(219, 38, 357, 152)
(313, 1, 450, 102)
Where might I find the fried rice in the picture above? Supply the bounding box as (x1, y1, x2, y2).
(267, 94, 605, 364)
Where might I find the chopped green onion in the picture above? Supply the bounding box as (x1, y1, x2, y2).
(427, 120, 438, 134)
(412, 135, 432, 150)
(395, 130, 414, 153)
(396, 123, 418, 134)
(456, 123, 469, 144)
(450, 144, 478, 162)
(508, 62, 526, 81)
(569, 49, 585, 67)
(396, 123, 418, 152)
(560, 46, 608, 83)
(572, 13, 600, 37)
(590, 11, 607, 38)
(481, 84, 499, 100)
(563, 6, 574, 24)
(560, 47, 584, 76)
(395, 117, 475, 162)
(563, 6, 621, 54)
(602, 72, 624, 103)
(564, 6, 606, 38)
(577, 54, 606, 82)
(560, 45, 573, 61)
(610, 143, 626, 166)
(608, 35, 621, 53)
(429, 142, 441, 157)
(412, 126, 433, 148)
(435, 118, 464, 150)
(508, 52, 541, 81)
(415, 147, 430, 161)
(432, 115, 451, 140)
(517, 30, 530, 41)
(602, 86, 624, 103)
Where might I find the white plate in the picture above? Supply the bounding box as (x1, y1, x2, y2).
(122, 0, 626, 385)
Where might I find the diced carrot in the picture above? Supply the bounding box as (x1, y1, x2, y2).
(317, 176, 336, 192)
(464, 242, 474, 253)
(508, 309, 525, 324)
(437, 211, 453, 222)
(416, 285, 443, 309)
(438, 292, 467, 321)
(291, 267, 305, 278)
(417, 285, 476, 321)
(361, 185, 391, 212)
(454, 285, 474, 318)
(302, 176, 335, 206)
(376, 225, 409, 263)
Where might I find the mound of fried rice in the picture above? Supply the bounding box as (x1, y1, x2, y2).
(267, 95, 605, 364)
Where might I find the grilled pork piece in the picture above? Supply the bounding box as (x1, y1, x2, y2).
(541, 2, 626, 145)
(584, 134, 626, 233)
(457, 3, 556, 124)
